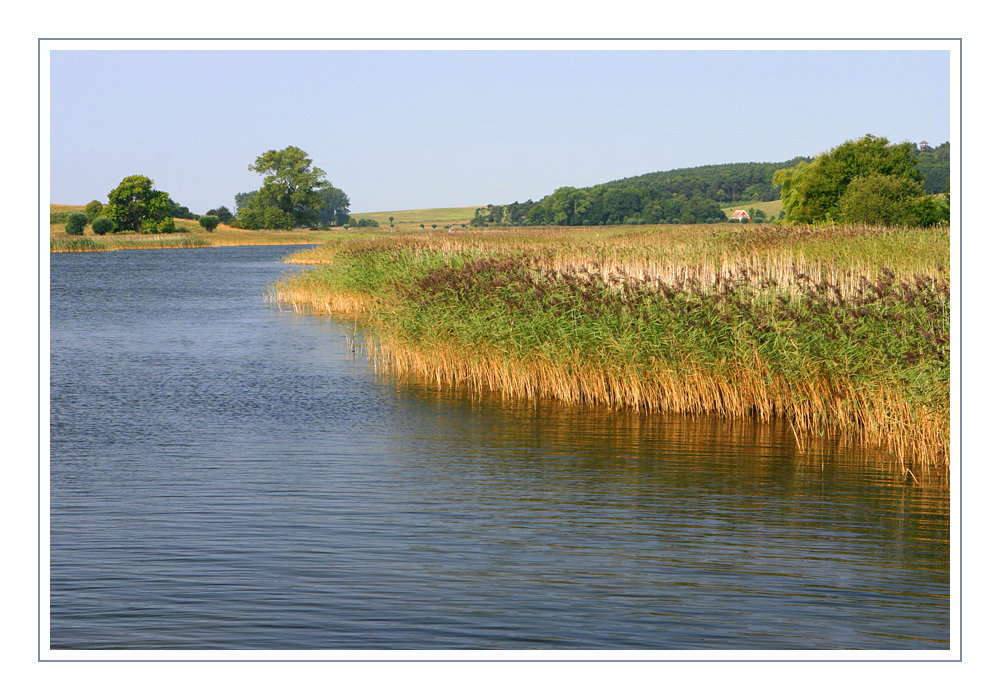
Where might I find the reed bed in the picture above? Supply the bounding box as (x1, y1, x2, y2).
(270, 223, 950, 477)
(50, 227, 328, 253)
(50, 233, 213, 252)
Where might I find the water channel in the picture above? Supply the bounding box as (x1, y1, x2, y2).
(49, 245, 950, 651)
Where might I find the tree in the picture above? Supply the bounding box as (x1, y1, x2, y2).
(199, 215, 220, 232)
(238, 202, 295, 230)
(234, 191, 256, 215)
(84, 200, 104, 222)
(838, 174, 947, 227)
(167, 198, 195, 219)
(206, 206, 234, 225)
(102, 175, 175, 233)
(65, 212, 88, 236)
(773, 135, 923, 224)
(315, 186, 351, 227)
(91, 216, 114, 235)
(241, 146, 332, 229)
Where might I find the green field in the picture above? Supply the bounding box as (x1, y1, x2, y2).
(350, 205, 484, 229)
(359, 201, 786, 227)
(722, 200, 784, 219)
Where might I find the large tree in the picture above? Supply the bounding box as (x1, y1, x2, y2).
(102, 175, 175, 233)
(773, 134, 924, 224)
(240, 146, 332, 229)
(316, 186, 351, 227)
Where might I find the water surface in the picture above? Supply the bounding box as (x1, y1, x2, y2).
(49, 246, 950, 651)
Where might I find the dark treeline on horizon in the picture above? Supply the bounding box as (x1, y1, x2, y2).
(472, 142, 949, 227)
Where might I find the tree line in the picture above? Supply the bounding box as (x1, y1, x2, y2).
(64, 146, 352, 236)
(475, 140, 948, 228)
(63, 137, 949, 236)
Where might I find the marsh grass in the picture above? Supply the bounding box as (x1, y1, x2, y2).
(50, 226, 330, 253)
(271, 223, 950, 475)
(50, 232, 214, 252)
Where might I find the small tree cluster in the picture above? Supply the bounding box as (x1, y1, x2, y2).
(65, 212, 88, 236)
(205, 206, 234, 224)
(772, 135, 947, 226)
(102, 175, 175, 234)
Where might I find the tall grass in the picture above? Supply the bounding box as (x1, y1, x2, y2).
(50, 228, 332, 253)
(50, 233, 213, 252)
(270, 224, 950, 476)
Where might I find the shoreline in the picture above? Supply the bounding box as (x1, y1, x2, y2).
(49, 230, 332, 253)
(268, 223, 951, 478)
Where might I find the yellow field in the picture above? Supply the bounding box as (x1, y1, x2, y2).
(350, 206, 483, 229)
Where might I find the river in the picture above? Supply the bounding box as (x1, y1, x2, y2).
(48, 245, 950, 652)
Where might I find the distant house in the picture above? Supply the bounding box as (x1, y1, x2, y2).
(919, 141, 930, 152)
(729, 210, 751, 220)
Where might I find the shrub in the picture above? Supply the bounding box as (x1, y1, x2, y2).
(91, 216, 115, 235)
(65, 212, 88, 236)
(139, 217, 176, 234)
(838, 174, 947, 227)
(84, 200, 104, 222)
(239, 202, 295, 230)
(199, 215, 220, 232)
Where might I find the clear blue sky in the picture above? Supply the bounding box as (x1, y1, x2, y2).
(48, 45, 951, 215)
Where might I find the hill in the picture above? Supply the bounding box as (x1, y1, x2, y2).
(350, 206, 482, 229)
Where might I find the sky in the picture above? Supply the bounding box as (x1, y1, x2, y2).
(46, 42, 952, 216)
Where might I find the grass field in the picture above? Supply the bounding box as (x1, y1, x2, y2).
(722, 200, 784, 219)
(350, 205, 483, 229)
(270, 222, 950, 479)
(50, 200, 789, 250)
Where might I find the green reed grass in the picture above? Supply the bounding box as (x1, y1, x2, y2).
(270, 224, 950, 476)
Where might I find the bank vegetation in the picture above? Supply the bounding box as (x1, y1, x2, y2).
(268, 223, 950, 479)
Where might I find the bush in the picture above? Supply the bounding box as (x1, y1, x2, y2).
(838, 174, 947, 227)
(91, 216, 115, 235)
(199, 215, 220, 233)
(139, 217, 176, 234)
(238, 202, 295, 230)
(84, 200, 104, 222)
(65, 212, 88, 236)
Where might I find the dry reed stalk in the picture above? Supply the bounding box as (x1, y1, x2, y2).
(266, 284, 375, 316)
(364, 333, 947, 473)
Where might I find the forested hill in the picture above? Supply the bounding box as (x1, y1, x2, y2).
(602, 158, 810, 203)
(473, 158, 809, 227)
(472, 141, 948, 227)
